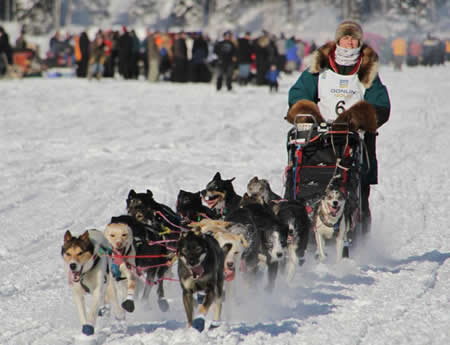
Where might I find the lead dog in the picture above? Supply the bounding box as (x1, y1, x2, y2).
(61, 229, 124, 336)
(177, 229, 224, 332)
(313, 184, 349, 261)
(104, 220, 137, 313)
(109, 215, 171, 312)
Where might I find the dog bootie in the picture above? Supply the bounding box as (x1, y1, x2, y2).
(158, 298, 169, 312)
(121, 299, 135, 313)
(342, 246, 349, 258)
(82, 324, 95, 336)
(192, 316, 205, 332)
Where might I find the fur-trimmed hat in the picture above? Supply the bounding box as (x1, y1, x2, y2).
(335, 20, 363, 43)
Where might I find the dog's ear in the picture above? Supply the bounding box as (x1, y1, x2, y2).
(80, 230, 90, 242)
(249, 176, 259, 183)
(125, 225, 133, 239)
(146, 189, 154, 198)
(213, 172, 222, 180)
(64, 230, 72, 243)
(261, 179, 270, 187)
(128, 189, 136, 198)
(239, 235, 249, 248)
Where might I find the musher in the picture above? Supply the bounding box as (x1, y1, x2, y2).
(286, 20, 391, 233)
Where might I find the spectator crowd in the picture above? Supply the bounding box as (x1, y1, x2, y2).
(1, 25, 449, 89)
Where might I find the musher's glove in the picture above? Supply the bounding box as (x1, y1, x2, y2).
(334, 101, 377, 132)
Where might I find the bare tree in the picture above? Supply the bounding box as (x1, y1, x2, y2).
(5, 0, 11, 21)
(65, 0, 73, 27)
(287, 0, 295, 24)
(53, 0, 61, 31)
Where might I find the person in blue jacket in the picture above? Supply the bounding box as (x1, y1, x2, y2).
(265, 64, 280, 92)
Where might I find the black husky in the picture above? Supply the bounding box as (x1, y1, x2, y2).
(177, 230, 224, 332)
(237, 193, 288, 291)
(127, 189, 182, 229)
(271, 199, 310, 281)
(126, 189, 182, 255)
(176, 189, 219, 224)
(201, 172, 242, 218)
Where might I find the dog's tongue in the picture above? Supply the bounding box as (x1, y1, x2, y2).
(204, 198, 218, 209)
(68, 270, 81, 284)
(328, 205, 339, 217)
(191, 265, 204, 280)
(224, 268, 235, 282)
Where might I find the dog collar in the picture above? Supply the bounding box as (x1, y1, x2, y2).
(79, 255, 101, 293)
(319, 210, 341, 228)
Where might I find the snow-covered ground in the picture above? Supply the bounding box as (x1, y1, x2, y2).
(1, 64, 449, 345)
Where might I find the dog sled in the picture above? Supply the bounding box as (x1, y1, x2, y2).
(283, 115, 367, 253)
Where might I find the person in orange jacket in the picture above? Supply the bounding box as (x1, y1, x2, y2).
(391, 36, 407, 71)
(445, 38, 450, 62)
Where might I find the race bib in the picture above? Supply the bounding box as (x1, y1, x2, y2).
(317, 70, 365, 121)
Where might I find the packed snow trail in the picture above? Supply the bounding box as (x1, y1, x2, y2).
(0, 65, 449, 345)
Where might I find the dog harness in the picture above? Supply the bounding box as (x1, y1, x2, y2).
(111, 246, 132, 281)
(79, 254, 102, 293)
(318, 68, 365, 121)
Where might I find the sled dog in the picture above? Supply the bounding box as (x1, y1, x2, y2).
(177, 229, 224, 332)
(229, 193, 288, 292)
(109, 215, 171, 312)
(247, 176, 282, 204)
(246, 176, 310, 282)
(201, 172, 242, 218)
(313, 185, 349, 261)
(104, 220, 136, 313)
(176, 189, 219, 224)
(188, 219, 248, 282)
(126, 188, 182, 230)
(61, 229, 124, 336)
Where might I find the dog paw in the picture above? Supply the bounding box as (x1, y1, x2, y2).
(192, 316, 205, 332)
(82, 324, 95, 336)
(158, 298, 170, 312)
(121, 299, 135, 313)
